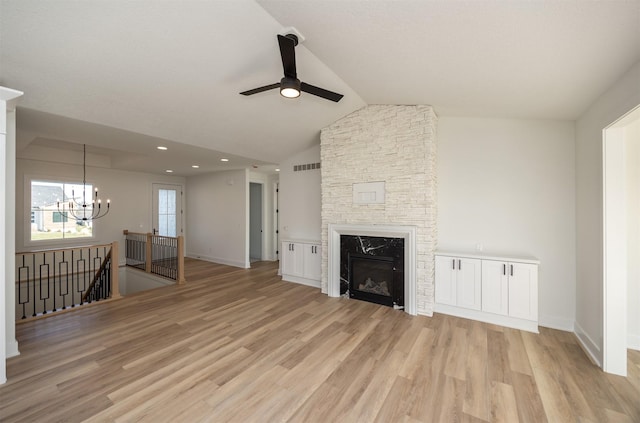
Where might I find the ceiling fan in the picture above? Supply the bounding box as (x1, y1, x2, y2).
(240, 33, 344, 103)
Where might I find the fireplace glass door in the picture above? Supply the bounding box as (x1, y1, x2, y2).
(348, 253, 394, 307)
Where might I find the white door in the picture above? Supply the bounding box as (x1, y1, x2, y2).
(435, 256, 457, 306)
(508, 262, 538, 320)
(281, 242, 303, 277)
(152, 184, 182, 237)
(456, 258, 482, 310)
(482, 260, 509, 315)
(303, 244, 322, 280)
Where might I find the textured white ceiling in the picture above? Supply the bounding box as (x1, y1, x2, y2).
(258, 0, 640, 119)
(1, 0, 639, 174)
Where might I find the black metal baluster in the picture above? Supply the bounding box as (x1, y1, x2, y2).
(32, 254, 37, 317)
(40, 253, 50, 315)
(18, 255, 29, 319)
(52, 251, 57, 312)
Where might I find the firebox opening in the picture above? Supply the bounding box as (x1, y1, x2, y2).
(348, 253, 401, 308)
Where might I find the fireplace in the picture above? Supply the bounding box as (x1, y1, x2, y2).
(328, 224, 417, 315)
(340, 234, 405, 309)
(348, 254, 397, 307)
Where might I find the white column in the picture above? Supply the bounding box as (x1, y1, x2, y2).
(0, 86, 23, 385)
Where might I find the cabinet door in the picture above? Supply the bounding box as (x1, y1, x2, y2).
(435, 256, 457, 306)
(481, 260, 509, 315)
(508, 262, 538, 320)
(456, 258, 482, 310)
(303, 244, 322, 281)
(281, 242, 303, 277)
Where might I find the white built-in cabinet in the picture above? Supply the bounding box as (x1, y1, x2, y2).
(280, 240, 321, 288)
(435, 252, 540, 332)
(434, 256, 481, 310)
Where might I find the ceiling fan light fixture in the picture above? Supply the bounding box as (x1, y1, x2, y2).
(280, 77, 301, 98)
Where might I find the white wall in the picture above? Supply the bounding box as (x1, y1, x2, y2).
(438, 117, 576, 330)
(575, 60, 640, 363)
(16, 154, 186, 265)
(186, 169, 248, 268)
(626, 118, 640, 350)
(278, 145, 322, 241)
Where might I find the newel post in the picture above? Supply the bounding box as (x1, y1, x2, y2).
(145, 233, 152, 273)
(110, 241, 121, 299)
(177, 235, 186, 285)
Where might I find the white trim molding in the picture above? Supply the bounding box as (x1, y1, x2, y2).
(328, 223, 417, 316)
(575, 321, 602, 367)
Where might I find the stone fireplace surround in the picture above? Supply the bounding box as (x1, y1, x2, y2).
(328, 223, 417, 315)
(320, 105, 437, 316)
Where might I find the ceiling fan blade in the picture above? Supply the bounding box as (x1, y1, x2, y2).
(239, 83, 280, 96)
(278, 34, 297, 78)
(300, 82, 344, 102)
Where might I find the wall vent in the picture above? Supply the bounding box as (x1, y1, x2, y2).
(294, 162, 321, 172)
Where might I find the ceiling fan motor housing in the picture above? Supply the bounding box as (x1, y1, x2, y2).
(280, 76, 301, 98)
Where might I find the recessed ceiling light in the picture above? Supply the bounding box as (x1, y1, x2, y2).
(275, 168, 280, 172)
(192, 165, 200, 169)
(165, 169, 173, 173)
(220, 158, 229, 162)
(157, 146, 168, 150)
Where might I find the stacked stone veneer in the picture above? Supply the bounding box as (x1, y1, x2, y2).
(320, 105, 437, 316)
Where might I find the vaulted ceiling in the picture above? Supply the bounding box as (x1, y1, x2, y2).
(1, 1, 639, 175)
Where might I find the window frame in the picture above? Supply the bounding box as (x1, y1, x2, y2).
(25, 175, 99, 247)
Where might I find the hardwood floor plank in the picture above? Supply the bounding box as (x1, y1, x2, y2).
(463, 325, 490, 421)
(490, 381, 519, 423)
(510, 371, 548, 423)
(1, 259, 639, 422)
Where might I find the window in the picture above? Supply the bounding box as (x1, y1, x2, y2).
(157, 188, 177, 237)
(52, 212, 68, 223)
(30, 180, 94, 241)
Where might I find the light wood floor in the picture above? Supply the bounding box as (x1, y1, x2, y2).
(2, 259, 639, 422)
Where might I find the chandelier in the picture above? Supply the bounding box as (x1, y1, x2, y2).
(57, 144, 110, 221)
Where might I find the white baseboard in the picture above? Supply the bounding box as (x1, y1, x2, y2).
(281, 274, 321, 289)
(539, 314, 575, 332)
(628, 334, 640, 351)
(434, 303, 539, 333)
(574, 321, 602, 367)
(6, 338, 20, 358)
(187, 253, 248, 269)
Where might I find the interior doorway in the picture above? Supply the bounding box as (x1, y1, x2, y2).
(603, 104, 640, 376)
(249, 182, 263, 262)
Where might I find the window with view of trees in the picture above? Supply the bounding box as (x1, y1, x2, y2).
(30, 180, 94, 241)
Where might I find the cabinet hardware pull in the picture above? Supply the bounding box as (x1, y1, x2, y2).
(503, 264, 506, 275)
(458, 260, 462, 270)
(452, 259, 455, 270)
(510, 264, 513, 276)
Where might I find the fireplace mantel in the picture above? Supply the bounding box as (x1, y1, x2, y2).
(327, 223, 417, 315)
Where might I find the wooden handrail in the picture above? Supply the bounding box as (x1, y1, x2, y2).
(16, 242, 114, 255)
(81, 250, 112, 302)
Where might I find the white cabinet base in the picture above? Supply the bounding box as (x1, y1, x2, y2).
(281, 274, 321, 288)
(281, 240, 321, 289)
(434, 303, 539, 333)
(435, 251, 540, 333)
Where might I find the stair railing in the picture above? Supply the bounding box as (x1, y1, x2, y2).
(15, 241, 120, 320)
(123, 230, 185, 284)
